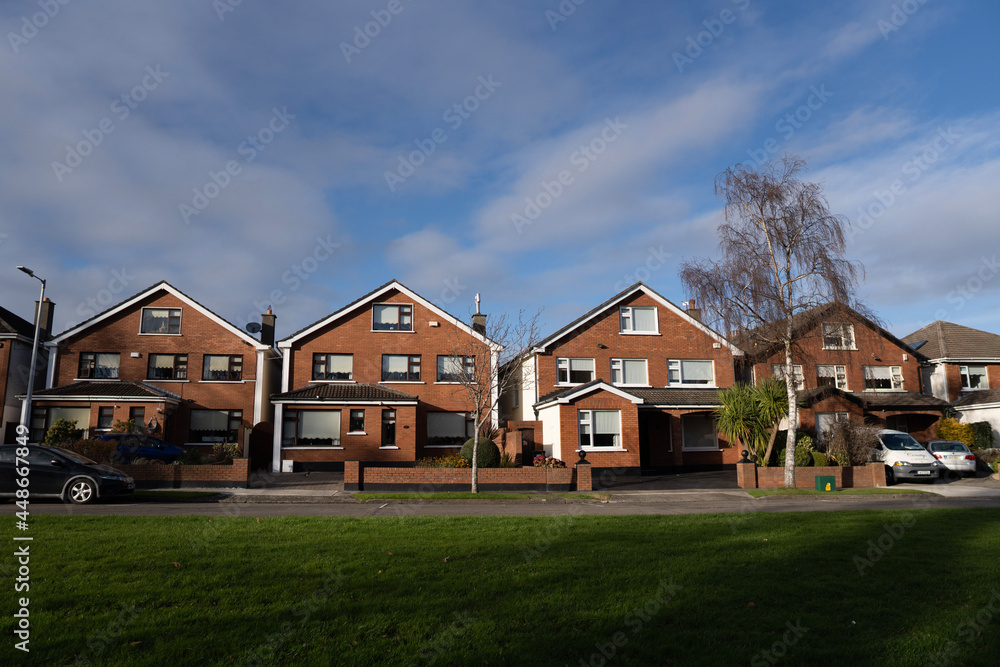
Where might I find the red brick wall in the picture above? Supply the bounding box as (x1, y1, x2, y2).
(740, 463, 885, 489)
(280, 404, 417, 464)
(350, 462, 577, 491)
(49, 289, 264, 446)
(117, 457, 249, 487)
(284, 288, 489, 460)
(536, 292, 736, 392)
(942, 363, 1000, 402)
(558, 392, 640, 469)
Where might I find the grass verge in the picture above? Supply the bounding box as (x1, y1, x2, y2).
(2, 509, 998, 665)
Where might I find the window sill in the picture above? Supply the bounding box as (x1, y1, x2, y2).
(555, 383, 589, 388)
(581, 446, 628, 452)
(147, 379, 190, 383)
(198, 380, 246, 384)
(379, 381, 425, 384)
(862, 389, 905, 393)
(138, 332, 183, 336)
(282, 446, 344, 450)
(666, 384, 717, 389)
(434, 381, 466, 385)
(346, 432, 367, 436)
(619, 331, 660, 336)
(379, 446, 400, 450)
(424, 444, 462, 449)
(612, 384, 651, 389)
(370, 329, 417, 334)
(822, 346, 857, 351)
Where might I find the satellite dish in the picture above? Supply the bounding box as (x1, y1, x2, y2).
(245, 322, 262, 334)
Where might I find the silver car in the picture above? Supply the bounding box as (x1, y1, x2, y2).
(924, 440, 977, 478)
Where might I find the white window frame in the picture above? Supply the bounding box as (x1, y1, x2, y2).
(372, 303, 414, 332)
(426, 411, 474, 447)
(578, 409, 624, 450)
(668, 359, 716, 387)
(863, 365, 904, 391)
(959, 364, 989, 390)
(681, 413, 719, 451)
(139, 307, 182, 335)
(772, 364, 805, 391)
(619, 306, 658, 334)
(816, 365, 847, 390)
(312, 353, 353, 382)
(556, 358, 595, 386)
(610, 358, 648, 387)
(821, 322, 855, 350)
(436, 355, 475, 383)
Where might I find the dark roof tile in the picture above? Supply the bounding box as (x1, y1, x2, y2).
(31, 381, 181, 400)
(273, 383, 419, 403)
(901, 321, 1000, 359)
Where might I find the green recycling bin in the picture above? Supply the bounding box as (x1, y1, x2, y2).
(815, 476, 836, 492)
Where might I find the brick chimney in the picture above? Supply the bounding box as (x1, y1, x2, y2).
(34, 297, 55, 337)
(686, 298, 701, 323)
(472, 313, 487, 335)
(260, 308, 276, 346)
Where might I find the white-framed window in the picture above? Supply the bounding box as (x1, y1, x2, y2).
(372, 303, 413, 331)
(816, 365, 847, 390)
(668, 359, 715, 386)
(190, 409, 242, 444)
(960, 365, 988, 390)
(282, 409, 341, 447)
(382, 409, 396, 446)
(863, 365, 903, 391)
(682, 413, 718, 450)
(611, 358, 648, 386)
(382, 354, 421, 382)
(822, 322, 855, 350)
(557, 358, 595, 385)
(31, 406, 90, 442)
(313, 353, 353, 381)
(512, 378, 520, 408)
(203, 354, 242, 381)
(619, 306, 658, 334)
(348, 409, 365, 434)
(772, 364, 805, 391)
(578, 410, 621, 448)
(815, 412, 849, 442)
(148, 354, 188, 380)
(78, 352, 120, 379)
(140, 307, 182, 334)
(437, 355, 475, 382)
(427, 411, 474, 446)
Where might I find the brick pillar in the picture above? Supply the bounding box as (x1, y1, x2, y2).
(575, 461, 592, 492)
(736, 461, 757, 489)
(869, 462, 886, 488)
(345, 461, 362, 491)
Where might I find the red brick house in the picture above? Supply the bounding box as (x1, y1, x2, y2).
(1, 302, 53, 444)
(32, 282, 280, 452)
(742, 303, 948, 442)
(504, 283, 744, 473)
(271, 280, 499, 472)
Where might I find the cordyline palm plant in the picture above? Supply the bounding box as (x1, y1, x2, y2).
(714, 378, 789, 466)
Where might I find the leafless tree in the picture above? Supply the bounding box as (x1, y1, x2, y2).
(680, 155, 866, 487)
(444, 304, 542, 492)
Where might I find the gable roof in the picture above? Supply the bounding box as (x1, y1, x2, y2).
(740, 302, 927, 363)
(534, 379, 646, 409)
(45, 281, 272, 351)
(901, 321, 1000, 361)
(277, 279, 499, 348)
(272, 382, 419, 404)
(535, 382, 721, 409)
(532, 282, 742, 354)
(0, 305, 39, 339)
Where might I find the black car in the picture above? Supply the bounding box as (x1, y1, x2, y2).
(0, 444, 135, 504)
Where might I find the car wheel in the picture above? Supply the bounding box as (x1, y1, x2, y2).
(884, 466, 895, 486)
(67, 478, 96, 504)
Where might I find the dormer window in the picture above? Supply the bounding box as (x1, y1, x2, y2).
(619, 306, 658, 334)
(822, 323, 855, 350)
(373, 303, 413, 331)
(141, 307, 182, 334)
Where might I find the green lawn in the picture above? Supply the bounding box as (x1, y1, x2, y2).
(747, 487, 929, 497)
(3, 509, 999, 666)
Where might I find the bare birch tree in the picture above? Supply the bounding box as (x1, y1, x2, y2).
(445, 301, 542, 492)
(680, 155, 866, 488)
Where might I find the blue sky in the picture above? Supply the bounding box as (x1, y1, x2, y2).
(2, 0, 999, 342)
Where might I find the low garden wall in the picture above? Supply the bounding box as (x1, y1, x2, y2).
(116, 458, 250, 488)
(737, 461, 886, 489)
(345, 461, 591, 492)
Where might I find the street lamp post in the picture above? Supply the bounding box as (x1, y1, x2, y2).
(17, 266, 46, 436)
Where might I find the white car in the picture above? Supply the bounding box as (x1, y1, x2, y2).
(874, 429, 945, 485)
(924, 440, 977, 478)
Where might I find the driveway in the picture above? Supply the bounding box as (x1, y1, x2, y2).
(600, 470, 739, 492)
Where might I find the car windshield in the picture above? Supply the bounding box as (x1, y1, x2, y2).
(880, 434, 924, 451)
(53, 448, 98, 465)
(930, 442, 969, 453)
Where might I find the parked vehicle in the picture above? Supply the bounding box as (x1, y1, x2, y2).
(874, 430, 944, 484)
(0, 444, 134, 504)
(97, 433, 185, 464)
(924, 440, 977, 478)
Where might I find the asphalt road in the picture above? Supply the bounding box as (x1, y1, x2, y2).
(21, 493, 1000, 517)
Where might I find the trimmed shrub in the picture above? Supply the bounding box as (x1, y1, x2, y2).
(797, 434, 815, 451)
(777, 445, 813, 467)
(460, 437, 500, 468)
(825, 420, 879, 466)
(811, 452, 829, 467)
(44, 418, 83, 447)
(969, 422, 995, 450)
(64, 439, 117, 464)
(936, 417, 975, 449)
